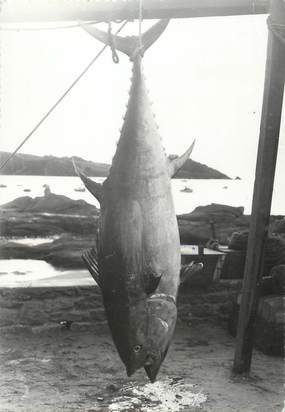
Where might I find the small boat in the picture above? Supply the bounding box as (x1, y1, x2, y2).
(0, 184, 7, 188)
(180, 186, 193, 193)
(74, 187, 86, 192)
(223, 186, 228, 189)
(23, 188, 31, 192)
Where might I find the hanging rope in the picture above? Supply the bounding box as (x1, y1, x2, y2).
(108, 22, 119, 63)
(0, 20, 127, 172)
(138, 0, 143, 50)
(267, 16, 285, 46)
(131, 0, 143, 59)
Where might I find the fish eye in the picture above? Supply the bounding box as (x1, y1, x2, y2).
(133, 345, 142, 353)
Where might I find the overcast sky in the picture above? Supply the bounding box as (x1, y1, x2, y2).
(1, 15, 284, 181)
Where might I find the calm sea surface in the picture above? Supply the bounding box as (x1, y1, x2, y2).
(0, 175, 284, 215)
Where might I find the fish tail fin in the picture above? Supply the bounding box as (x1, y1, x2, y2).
(80, 19, 169, 60)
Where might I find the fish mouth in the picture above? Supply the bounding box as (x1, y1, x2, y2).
(126, 363, 142, 378)
(126, 354, 159, 380)
(126, 365, 136, 377)
(144, 345, 170, 383)
(143, 353, 162, 383)
(144, 361, 162, 383)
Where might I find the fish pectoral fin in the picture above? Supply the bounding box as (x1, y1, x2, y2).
(80, 19, 169, 60)
(82, 248, 101, 287)
(180, 261, 204, 284)
(143, 272, 162, 295)
(168, 140, 195, 178)
(72, 158, 103, 203)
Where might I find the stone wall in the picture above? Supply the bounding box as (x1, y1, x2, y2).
(0, 286, 105, 332)
(0, 283, 240, 332)
(1, 283, 282, 357)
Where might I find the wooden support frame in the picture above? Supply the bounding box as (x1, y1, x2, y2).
(233, 0, 285, 374)
(1, 0, 284, 377)
(0, 0, 269, 24)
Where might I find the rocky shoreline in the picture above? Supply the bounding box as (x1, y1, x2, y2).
(1, 193, 284, 271)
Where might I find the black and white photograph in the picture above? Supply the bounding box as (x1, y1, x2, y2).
(0, 1, 284, 411)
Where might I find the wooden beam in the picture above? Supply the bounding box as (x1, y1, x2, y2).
(0, 0, 269, 24)
(233, 0, 285, 374)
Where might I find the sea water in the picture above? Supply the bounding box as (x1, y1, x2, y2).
(0, 259, 94, 287)
(0, 174, 283, 215)
(0, 175, 284, 286)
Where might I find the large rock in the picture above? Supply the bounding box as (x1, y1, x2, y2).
(0, 211, 99, 237)
(228, 232, 285, 276)
(270, 264, 285, 282)
(179, 204, 244, 223)
(178, 204, 249, 245)
(261, 265, 285, 295)
(255, 296, 284, 356)
(270, 217, 285, 236)
(2, 193, 98, 216)
(0, 192, 99, 237)
(178, 219, 211, 244)
(228, 295, 284, 356)
(0, 235, 95, 269)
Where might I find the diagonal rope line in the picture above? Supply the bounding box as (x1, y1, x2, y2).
(0, 21, 100, 31)
(0, 20, 128, 172)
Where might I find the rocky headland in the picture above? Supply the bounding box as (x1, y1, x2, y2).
(0, 151, 231, 179)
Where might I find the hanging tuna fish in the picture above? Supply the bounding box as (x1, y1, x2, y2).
(73, 19, 195, 382)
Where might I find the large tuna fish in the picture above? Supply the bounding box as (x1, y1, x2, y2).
(74, 20, 195, 382)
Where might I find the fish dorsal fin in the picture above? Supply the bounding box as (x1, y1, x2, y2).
(168, 140, 195, 178)
(72, 158, 103, 203)
(80, 19, 169, 60)
(82, 247, 101, 287)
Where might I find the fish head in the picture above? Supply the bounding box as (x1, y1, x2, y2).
(122, 294, 177, 382)
(143, 294, 177, 382)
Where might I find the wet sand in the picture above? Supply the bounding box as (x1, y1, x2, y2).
(0, 318, 283, 411)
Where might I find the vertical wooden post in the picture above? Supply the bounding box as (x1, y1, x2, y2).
(233, 0, 285, 374)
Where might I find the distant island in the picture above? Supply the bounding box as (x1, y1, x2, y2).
(0, 151, 230, 179)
